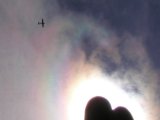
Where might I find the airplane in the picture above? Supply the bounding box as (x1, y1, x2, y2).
(38, 19, 45, 28)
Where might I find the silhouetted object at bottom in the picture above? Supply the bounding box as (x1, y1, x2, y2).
(85, 96, 133, 120)
(113, 107, 133, 120)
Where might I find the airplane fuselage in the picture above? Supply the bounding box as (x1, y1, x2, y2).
(38, 19, 45, 27)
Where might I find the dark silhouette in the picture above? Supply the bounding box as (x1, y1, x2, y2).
(113, 107, 133, 120)
(85, 96, 133, 120)
(38, 19, 45, 28)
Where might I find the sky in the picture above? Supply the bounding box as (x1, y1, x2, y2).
(0, 0, 160, 120)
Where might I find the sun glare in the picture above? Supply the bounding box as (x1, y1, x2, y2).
(66, 70, 146, 120)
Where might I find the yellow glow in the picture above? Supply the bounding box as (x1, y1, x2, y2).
(66, 70, 147, 120)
